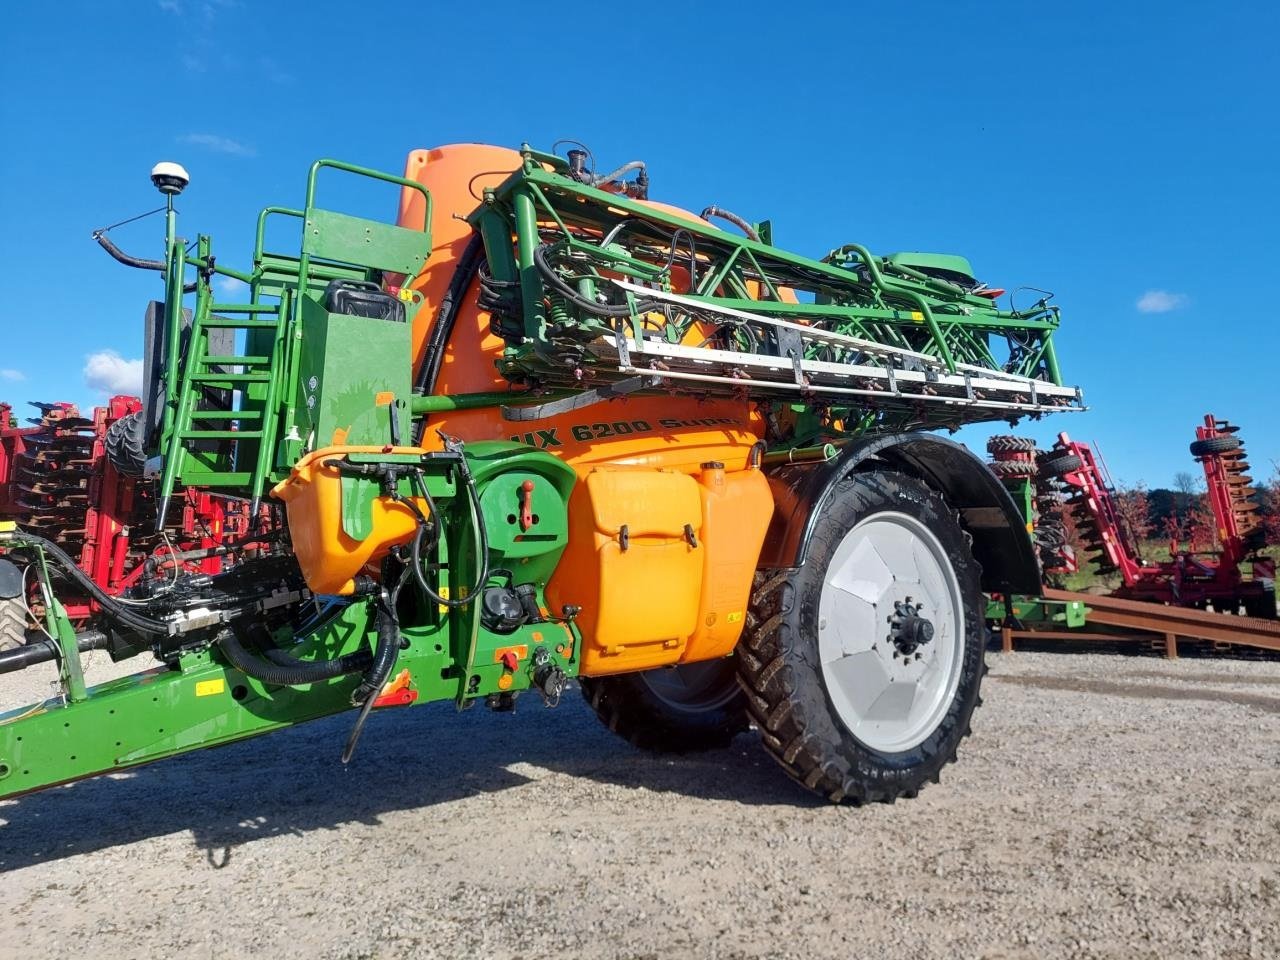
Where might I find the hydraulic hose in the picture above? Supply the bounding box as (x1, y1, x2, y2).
(406, 463, 489, 610)
(341, 573, 409, 764)
(349, 595, 401, 705)
(13, 534, 170, 637)
(533, 245, 662, 318)
(414, 234, 486, 404)
(93, 232, 199, 293)
(217, 620, 371, 687)
(699, 206, 760, 242)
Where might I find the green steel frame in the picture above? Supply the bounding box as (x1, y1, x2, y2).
(468, 145, 1068, 439)
(0, 442, 579, 799)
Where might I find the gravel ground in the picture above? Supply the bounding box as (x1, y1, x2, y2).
(1, 648, 1277, 960)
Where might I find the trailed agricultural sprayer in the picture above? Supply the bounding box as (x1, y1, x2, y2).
(0, 143, 1084, 803)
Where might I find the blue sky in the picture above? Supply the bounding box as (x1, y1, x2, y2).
(1, 0, 1276, 488)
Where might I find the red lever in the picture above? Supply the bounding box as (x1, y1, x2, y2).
(500, 650, 520, 672)
(519, 479, 535, 531)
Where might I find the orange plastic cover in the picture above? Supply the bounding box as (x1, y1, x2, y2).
(681, 465, 774, 662)
(270, 446, 429, 595)
(551, 469, 703, 675)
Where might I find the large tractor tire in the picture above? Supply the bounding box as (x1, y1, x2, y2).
(105, 411, 147, 477)
(580, 658, 750, 753)
(737, 471, 985, 803)
(1189, 436, 1241, 457)
(1037, 452, 1083, 479)
(0, 597, 27, 651)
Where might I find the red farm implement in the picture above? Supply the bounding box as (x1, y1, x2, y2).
(0, 397, 265, 637)
(1040, 414, 1273, 618)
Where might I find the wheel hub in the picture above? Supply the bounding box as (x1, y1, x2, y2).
(816, 511, 966, 753)
(889, 599, 935, 657)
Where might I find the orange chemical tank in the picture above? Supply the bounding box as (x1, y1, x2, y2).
(272, 446, 432, 596)
(396, 145, 775, 674)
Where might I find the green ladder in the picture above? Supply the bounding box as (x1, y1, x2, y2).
(154, 159, 433, 527)
(156, 261, 291, 525)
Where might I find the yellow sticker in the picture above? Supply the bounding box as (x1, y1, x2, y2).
(910, 311, 924, 323)
(399, 287, 414, 302)
(727, 611, 743, 624)
(195, 678, 225, 697)
(437, 586, 468, 614)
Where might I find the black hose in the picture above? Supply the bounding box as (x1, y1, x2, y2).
(533, 245, 662, 318)
(93, 232, 199, 293)
(257, 624, 372, 676)
(406, 465, 490, 610)
(15, 534, 170, 637)
(93, 232, 166, 272)
(699, 206, 760, 242)
(349, 595, 401, 705)
(341, 571, 410, 763)
(218, 620, 370, 687)
(413, 235, 486, 440)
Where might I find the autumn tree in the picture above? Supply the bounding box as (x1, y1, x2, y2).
(1113, 482, 1154, 546)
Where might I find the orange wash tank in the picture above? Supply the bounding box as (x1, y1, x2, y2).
(395, 145, 773, 675)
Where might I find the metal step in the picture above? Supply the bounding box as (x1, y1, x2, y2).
(189, 409, 263, 421)
(197, 355, 270, 368)
(189, 372, 272, 385)
(178, 430, 265, 440)
(202, 317, 278, 329)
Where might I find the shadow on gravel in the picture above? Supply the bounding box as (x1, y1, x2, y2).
(0, 693, 815, 872)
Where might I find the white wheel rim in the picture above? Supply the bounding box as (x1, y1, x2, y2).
(817, 511, 965, 753)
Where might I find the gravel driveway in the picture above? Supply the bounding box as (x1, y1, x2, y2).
(1, 649, 1277, 960)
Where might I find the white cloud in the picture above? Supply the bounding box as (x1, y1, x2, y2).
(178, 133, 256, 157)
(1136, 290, 1188, 314)
(0, 368, 24, 382)
(84, 351, 143, 396)
(214, 275, 248, 297)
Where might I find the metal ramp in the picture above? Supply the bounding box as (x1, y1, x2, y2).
(1001, 588, 1280, 658)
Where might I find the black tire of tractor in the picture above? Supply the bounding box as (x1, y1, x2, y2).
(986, 435, 1037, 455)
(580, 658, 750, 753)
(1189, 436, 1242, 457)
(736, 471, 986, 804)
(0, 597, 28, 651)
(1038, 453, 1083, 478)
(105, 411, 147, 477)
(989, 459, 1037, 479)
